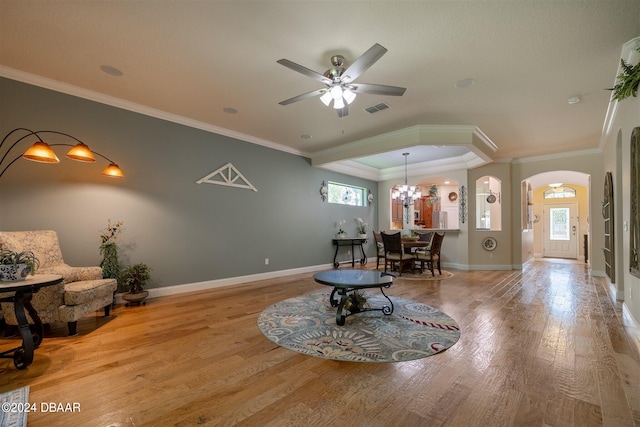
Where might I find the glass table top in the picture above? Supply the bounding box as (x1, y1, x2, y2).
(313, 269, 394, 288)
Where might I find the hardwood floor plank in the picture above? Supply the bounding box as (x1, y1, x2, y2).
(1, 260, 638, 426)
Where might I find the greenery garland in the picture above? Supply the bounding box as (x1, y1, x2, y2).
(608, 43, 640, 101)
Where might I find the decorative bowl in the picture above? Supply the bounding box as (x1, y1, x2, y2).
(0, 264, 32, 282)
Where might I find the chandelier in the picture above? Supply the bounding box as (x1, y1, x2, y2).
(392, 152, 421, 207)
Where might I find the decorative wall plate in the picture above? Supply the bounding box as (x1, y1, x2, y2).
(482, 237, 497, 251)
(448, 192, 458, 202)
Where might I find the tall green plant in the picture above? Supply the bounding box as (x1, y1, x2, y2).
(99, 220, 123, 290)
(100, 243, 120, 279)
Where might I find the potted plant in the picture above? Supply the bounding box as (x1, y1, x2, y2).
(99, 220, 124, 290)
(120, 263, 151, 306)
(336, 219, 347, 238)
(344, 289, 368, 313)
(356, 218, 368, 238)
(0, 249, 39, 282)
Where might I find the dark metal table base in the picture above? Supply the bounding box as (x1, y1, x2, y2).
(329, 285, 394, 326)
(332, 238, 368, 268)
(0, 288, 43, 369)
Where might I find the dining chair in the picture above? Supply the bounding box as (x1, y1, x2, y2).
(373, 231, 385, 270)
(411, 231, 433, 253)
(415, 232, 444, 276)
(381, 232, 415, 276)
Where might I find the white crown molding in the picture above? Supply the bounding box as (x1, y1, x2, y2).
(511, 147, 602, 164)
(321, 150, 488, 181)
(316, 160, 382, 181)
(310, 124, 493, 167)
(0, 65, 306, 158)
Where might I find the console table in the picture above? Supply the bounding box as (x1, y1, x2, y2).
(0, 274, 63, 369)
(332, 237, 367, 268)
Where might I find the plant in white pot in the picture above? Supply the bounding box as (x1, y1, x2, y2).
(0, 249, 39, 282)
(120, 263, 151, 306)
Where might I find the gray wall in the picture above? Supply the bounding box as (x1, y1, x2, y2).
(0, 78, 377, 288)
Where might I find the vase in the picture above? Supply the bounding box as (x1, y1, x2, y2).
(0, 264, 31, 282)
(337, 233, 347, 239)
(122, 290, 149, 306)
(358, 233, 367, 238)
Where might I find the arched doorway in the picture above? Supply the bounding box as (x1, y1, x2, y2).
(521, 171, 590, 263)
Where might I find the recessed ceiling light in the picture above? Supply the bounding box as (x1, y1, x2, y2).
(567, 96, 581, 104)
(100, 65, 123, 76)
(222, 107, 238, 114)
(454, 78, 475, 88)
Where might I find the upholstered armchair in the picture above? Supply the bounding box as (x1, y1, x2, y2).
(0, 230, 117, 336)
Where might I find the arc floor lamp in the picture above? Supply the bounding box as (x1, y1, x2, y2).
(0, 127, 124, 179)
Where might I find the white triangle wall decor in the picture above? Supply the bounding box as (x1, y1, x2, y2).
(196, 163, 258, 192)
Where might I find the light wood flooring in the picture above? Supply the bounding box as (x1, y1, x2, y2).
(1, 259, 639, 426)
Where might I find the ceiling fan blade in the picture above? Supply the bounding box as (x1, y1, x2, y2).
(337, 104, 349, 117)
(350, 83, 406, 96)
(341, 43, 388, 83)
(277, 59, 333, 85)
(279, 88, 327, 106)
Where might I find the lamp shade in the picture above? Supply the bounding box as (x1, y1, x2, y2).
(101, 163, 124, 178)
(320, 91, 332, 106)
(66, 143, 96, 162)
(22, 142, 60, 163)
(343, 88, 356, 104)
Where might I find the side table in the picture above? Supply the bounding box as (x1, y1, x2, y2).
(0, 274, 63, 369)
(332, 237, 367, 268)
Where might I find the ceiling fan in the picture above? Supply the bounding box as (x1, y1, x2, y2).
(277, 43, 406, 117)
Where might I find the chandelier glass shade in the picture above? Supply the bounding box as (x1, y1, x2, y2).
(392, 153, 421, 207)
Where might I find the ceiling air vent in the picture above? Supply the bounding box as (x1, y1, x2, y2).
(364, 102, 390, 114)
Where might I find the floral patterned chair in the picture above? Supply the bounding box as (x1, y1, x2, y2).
(0, 230, 117, 336)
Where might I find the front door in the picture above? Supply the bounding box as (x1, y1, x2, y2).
(543, 203, 578, 259)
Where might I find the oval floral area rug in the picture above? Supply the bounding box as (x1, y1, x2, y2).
(258, 291, 460, 362)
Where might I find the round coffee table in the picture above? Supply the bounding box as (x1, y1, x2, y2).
(313, 270, 395, 325)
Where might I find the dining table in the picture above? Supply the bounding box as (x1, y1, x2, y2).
(401, 239, 431, 254)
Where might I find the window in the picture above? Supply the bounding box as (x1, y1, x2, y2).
(328, 181, 366, 206)
(543, 186, 576, 199)
(549, 207, 570, 240)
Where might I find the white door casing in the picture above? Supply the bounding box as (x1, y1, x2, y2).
(543, 203, 578, 259)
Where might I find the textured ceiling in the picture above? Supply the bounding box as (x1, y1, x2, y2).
(1, 1, 638, 181)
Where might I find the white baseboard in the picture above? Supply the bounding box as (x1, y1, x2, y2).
(118, 259, 518, 303)
(117, 263, 335, 302)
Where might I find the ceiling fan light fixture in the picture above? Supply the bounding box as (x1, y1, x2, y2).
(333, 96, 345, 109)
(343, 88, 356, 104)
(320, 91, 332, 106)
(330, 85, 343, 100)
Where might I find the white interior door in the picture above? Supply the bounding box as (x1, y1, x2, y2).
(543, 203, 578, 259)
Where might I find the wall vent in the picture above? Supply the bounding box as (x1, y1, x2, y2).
(364, 102, 390, 114)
